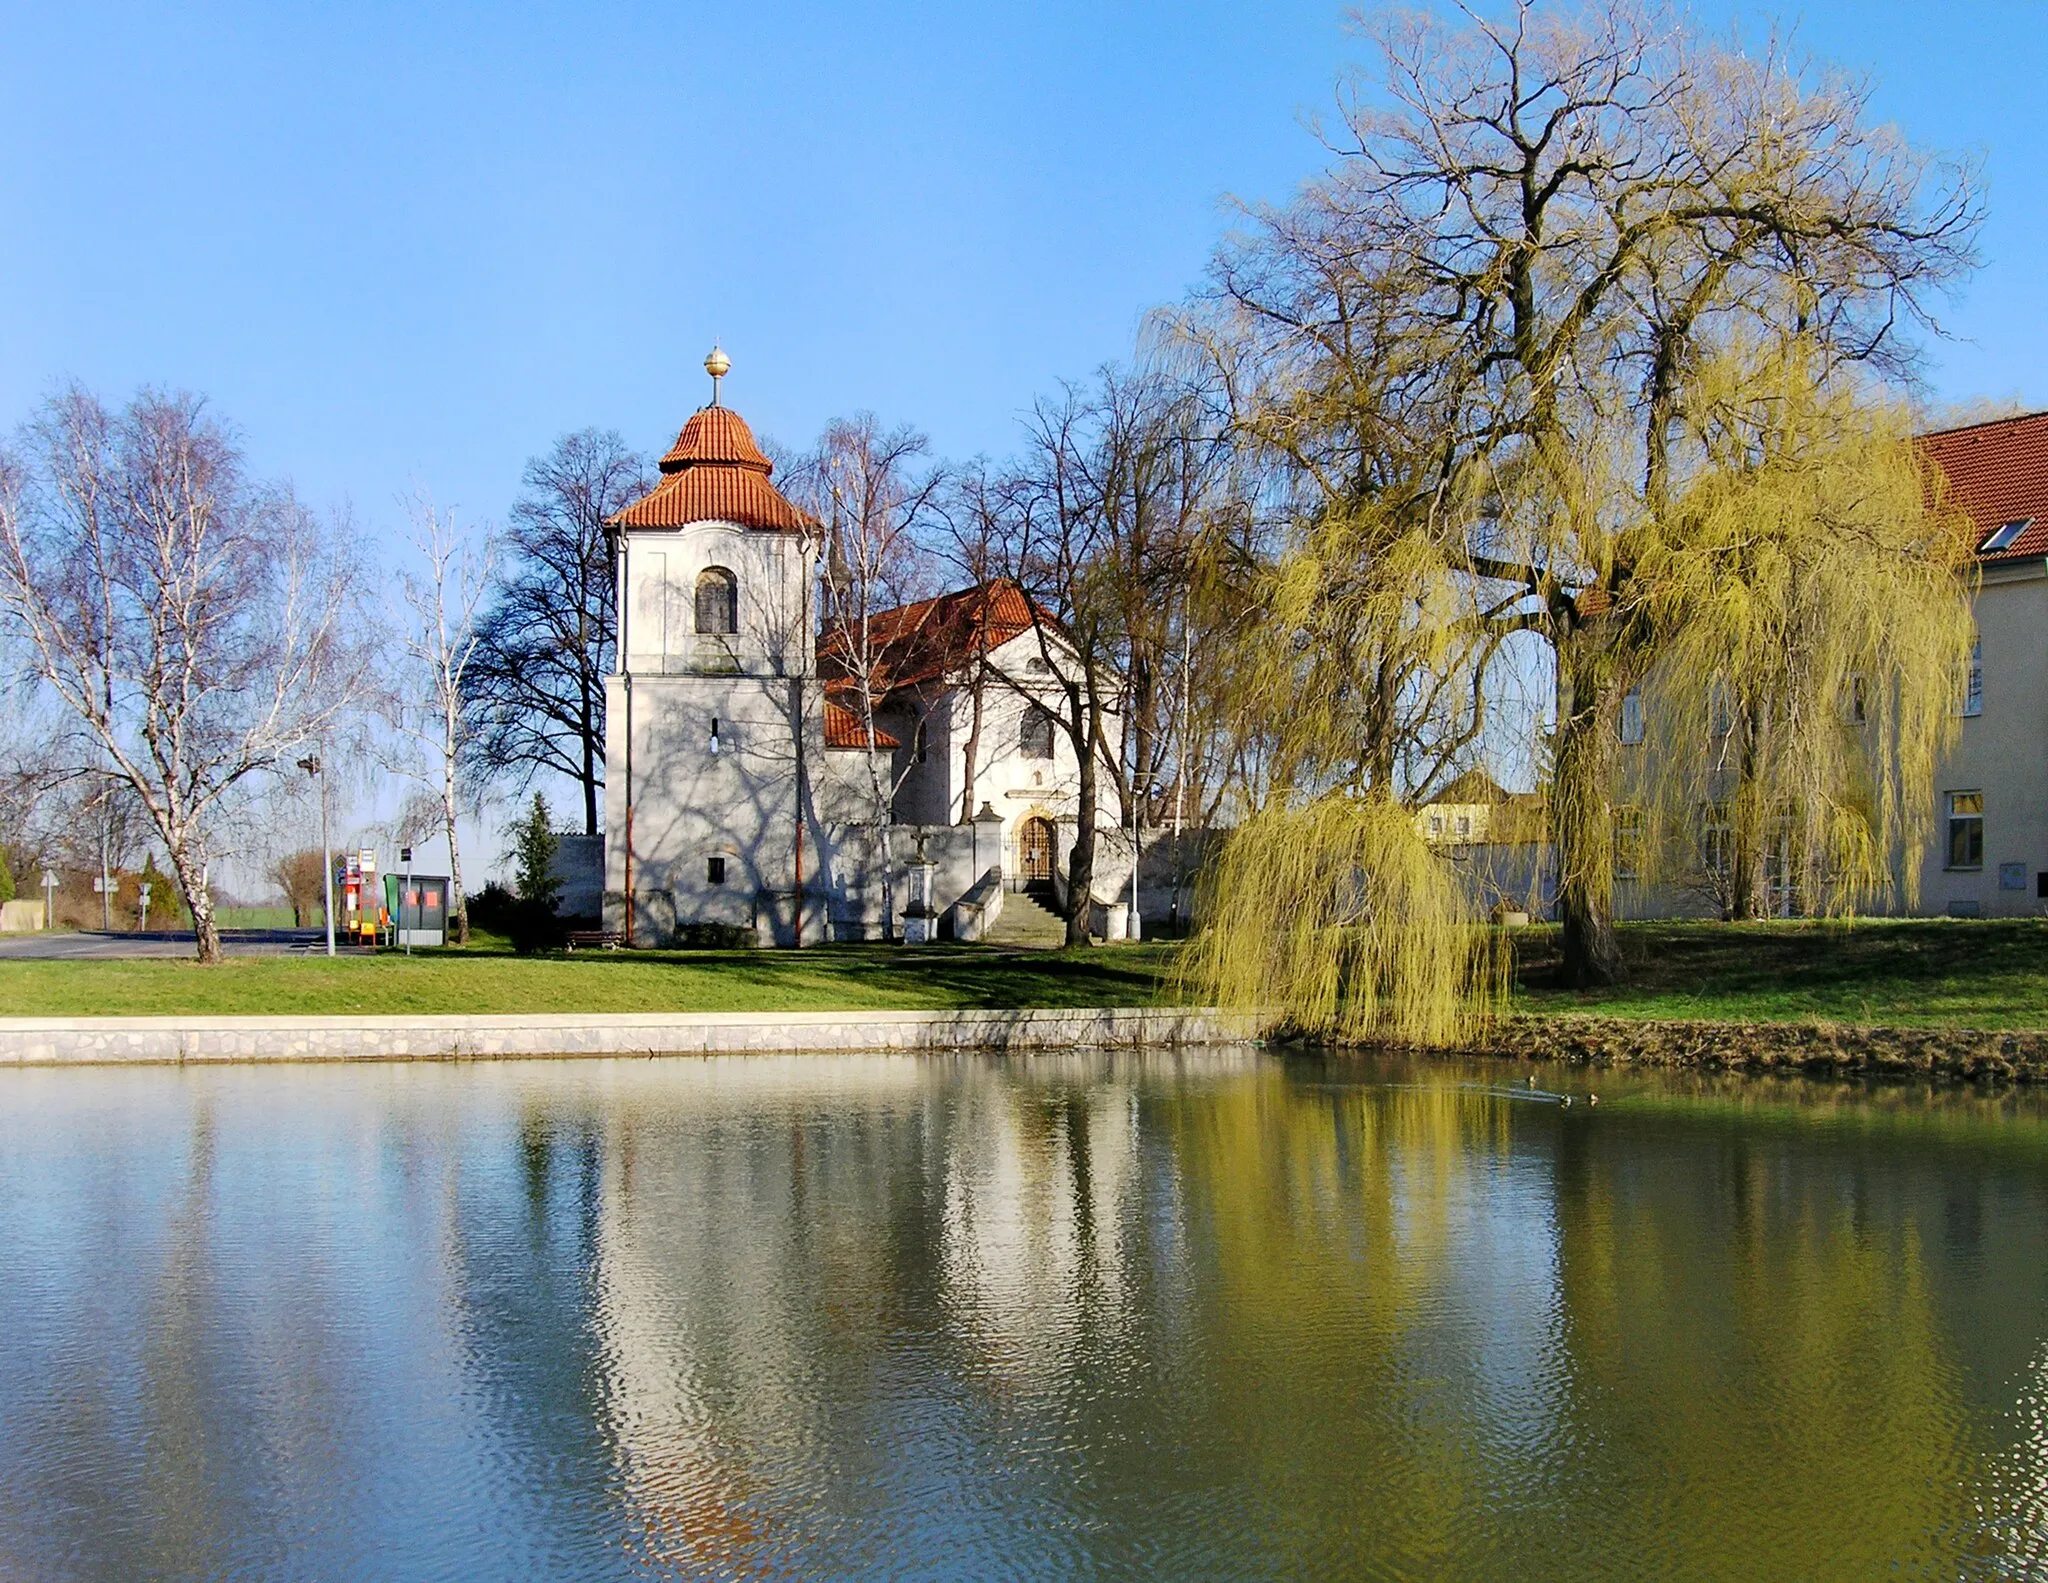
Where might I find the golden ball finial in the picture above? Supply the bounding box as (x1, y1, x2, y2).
(705, 344, 731, 381)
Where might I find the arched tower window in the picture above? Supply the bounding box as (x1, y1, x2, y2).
(695, 567, 738, 635)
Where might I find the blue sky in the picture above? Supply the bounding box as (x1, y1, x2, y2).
(4, 0, 2044, 539)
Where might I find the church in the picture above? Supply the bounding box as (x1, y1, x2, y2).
(600, 352, 1128, 946)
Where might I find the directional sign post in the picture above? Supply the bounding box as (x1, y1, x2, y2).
(40, 870, 56, 932)
(138, 882, 152, 933)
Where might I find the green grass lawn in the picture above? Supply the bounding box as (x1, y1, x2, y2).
(0, 940, 1184, 1017)
(1510, 918, 2048, 1031)
(1, 919, 2040, 1030)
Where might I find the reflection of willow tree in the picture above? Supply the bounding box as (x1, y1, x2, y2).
(1148, 1068, 1530, 1568)
(1546, 1114, 1981, 1577)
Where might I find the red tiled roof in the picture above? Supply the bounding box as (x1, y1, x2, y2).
(1919, 411, 2048, 565)
(817, 579, 1051, 696)
(822, 695, 900, 750)
(610, 405, 813, 534)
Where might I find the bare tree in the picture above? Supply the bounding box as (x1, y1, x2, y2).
(462, 430, 643, 835)
(271, 847, 326, 928)
(936, 461, 1024, 823)
(788, 415, 944, 938)
(386, 492, 496, 943)
(0, 387, 369, 962)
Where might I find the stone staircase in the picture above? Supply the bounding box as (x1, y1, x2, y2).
(985, 887, 1067, 949)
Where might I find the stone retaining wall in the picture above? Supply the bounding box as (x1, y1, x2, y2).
(0, 1007, 1259, 1067)
(1460, 1014, 2048, 1083)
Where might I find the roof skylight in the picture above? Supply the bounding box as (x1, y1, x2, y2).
(1981, 518, 2033, 552)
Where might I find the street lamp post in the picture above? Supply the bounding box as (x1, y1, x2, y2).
(297, 754, 334, 958)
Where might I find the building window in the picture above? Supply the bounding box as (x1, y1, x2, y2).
(1617, 690, 1645, 746)
(1962, 640, 1983, 717)
(1982, 518, 2032, 552)
(1614, 806, 1645, 881)
(707, 856, 727, 886)
(695, 567, 738, 635)
(1699, 804, 1731, 880)
(914, 718, 929, 765)
(1946, 792, 1983, 870)
(1429, 814, 1444, 838)
(1845, 674, 1867, 726)
(1019, 704, 1057, 760)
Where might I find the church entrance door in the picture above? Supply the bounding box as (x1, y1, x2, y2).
(1020, 817, 1056, 885)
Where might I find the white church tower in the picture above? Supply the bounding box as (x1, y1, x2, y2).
(602, 348, 827, 946)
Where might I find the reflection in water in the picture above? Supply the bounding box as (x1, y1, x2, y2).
(2, 1052, 2047, 1579)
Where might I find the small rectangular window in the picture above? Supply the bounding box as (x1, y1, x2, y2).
(1998, 862, 2026, 891)
(1982, 518, 2032, 552)
(1845, 675, 1867, 726)
(1962, 641, 1983, 717)
(707, 856, 727, 886)
(1617, 689, 1645, 746)
(1614, 806, 1645, 881)
(1946, 792, 1983, 870)
(2038, 872, 2048, 900)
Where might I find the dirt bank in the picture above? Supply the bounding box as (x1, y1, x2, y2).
(1461, 1015, 2048, 1082)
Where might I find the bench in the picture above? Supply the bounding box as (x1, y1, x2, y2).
(565, 929, 624, 952)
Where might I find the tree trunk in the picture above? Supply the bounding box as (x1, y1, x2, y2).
(444, 788, 469, 947)
(1552, 633, 1624, 987)
(958, 662, 985, 823)
(1064, 706, 1097, 949)
(581, 699, 600, 836)
(170, 844, 221, 965)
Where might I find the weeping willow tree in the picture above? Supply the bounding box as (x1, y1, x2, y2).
(1183, 796, 1507, 1046)
(1202, 0, 1978, 994)
(1176, 432, 1517, 1044)
(1624, 347, 1977, 918)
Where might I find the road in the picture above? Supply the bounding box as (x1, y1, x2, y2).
(0, 930, 344, 960)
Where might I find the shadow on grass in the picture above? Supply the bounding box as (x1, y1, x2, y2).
(424, 940, 1181, 1010)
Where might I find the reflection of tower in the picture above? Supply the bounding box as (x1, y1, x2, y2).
(578, 1056, 1162, 1562)
(604, 349, 824, 947)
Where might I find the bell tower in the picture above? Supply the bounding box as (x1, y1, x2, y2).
(602, 350, 824, 945)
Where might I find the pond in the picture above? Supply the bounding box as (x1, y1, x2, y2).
(3, 1051, 2047, 1580)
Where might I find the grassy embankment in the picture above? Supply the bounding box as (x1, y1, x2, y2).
(0, 939, 1182, 1017)
(0, 919, 2039, 1028)
(1509, 918, 2048, 1031)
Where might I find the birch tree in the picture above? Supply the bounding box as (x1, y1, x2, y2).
(0, 387, 369, 963)
(388, 492, 496, 944)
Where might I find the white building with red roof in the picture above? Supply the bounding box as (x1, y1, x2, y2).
(1916, 412, 2048, 916)
(601, 364, 1126, 945)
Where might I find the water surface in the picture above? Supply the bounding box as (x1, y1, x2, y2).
(3, 1051, 2047, 1580)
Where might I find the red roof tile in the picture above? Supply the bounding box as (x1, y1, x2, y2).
(822, 695, 900, 750)
(1918, 412, 2048, 564)
(610, 404, 813, 534)
(818, 579, 1052, 696)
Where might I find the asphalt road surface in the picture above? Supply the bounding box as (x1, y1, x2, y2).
(0, 930, 340, 960)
